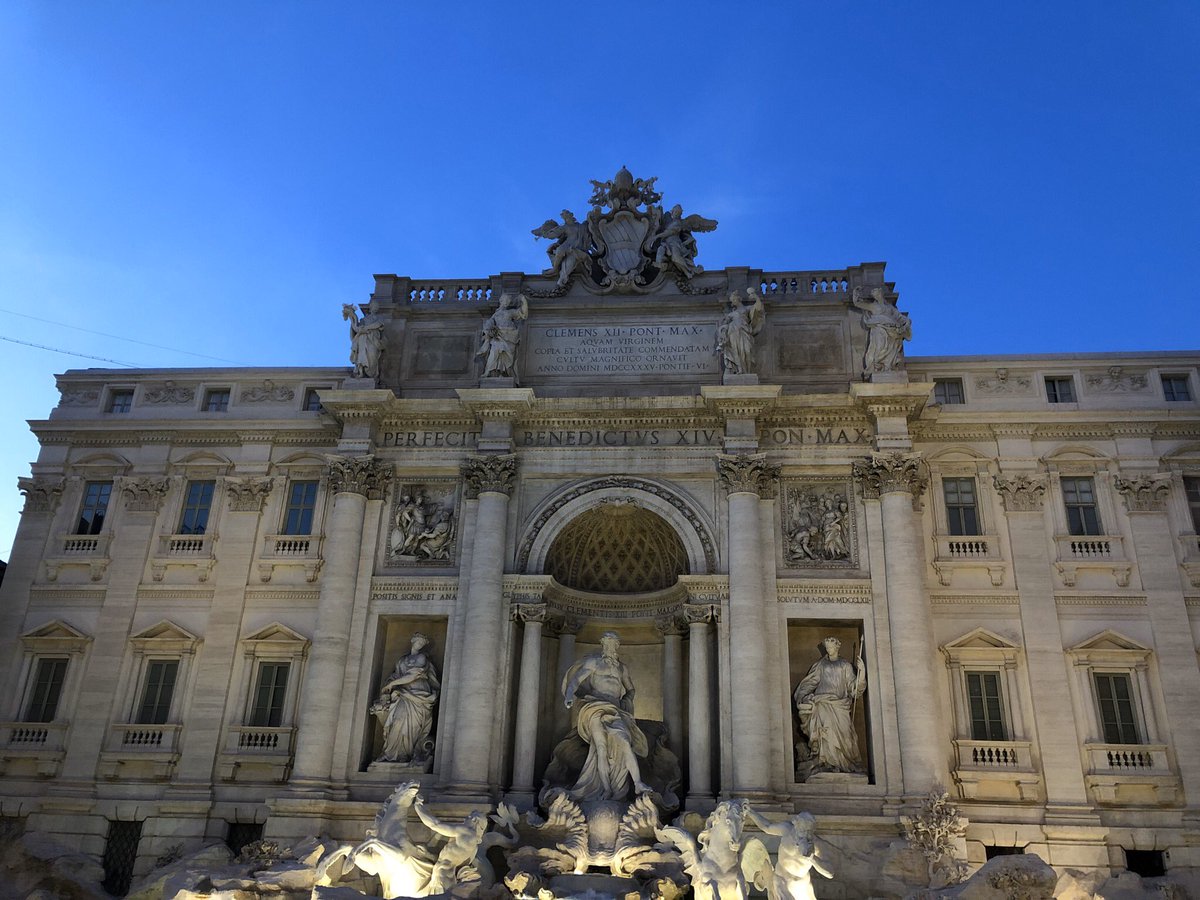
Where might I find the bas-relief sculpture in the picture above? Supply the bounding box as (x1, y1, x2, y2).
(390, 486, 457, 564)
(370, 634, 440, 769)
(532, 168, 717, 293)
(343, 300, 387, 380)
(783, 486, 852, 566)
(143, 380, 195, 404)
(716, 288, 765, 376)
(478, 292, 529, 379)
(793, 637, 866, 781)
(851, 285, 911, 379)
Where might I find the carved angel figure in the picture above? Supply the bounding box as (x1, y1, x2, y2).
(652, 204, 717, 278)
(532, 210, 593, 287)
(851, 286, 911, 379)
(716, 288, 765, 376)
(744, 809, 832, 900)
(342, 300, 387, 380)
(478, 292, 529, 379)
(655, 800, 769, 900)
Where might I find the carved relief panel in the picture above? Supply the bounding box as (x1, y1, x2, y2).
(780, 479, 858, 570)
(386, 481, 459, 567)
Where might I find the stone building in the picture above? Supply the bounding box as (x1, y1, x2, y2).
(1, 171, 1198, 895)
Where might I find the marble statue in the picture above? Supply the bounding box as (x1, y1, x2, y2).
(716, 288, 765, 376)
(793, 637, 866, 778)
(351, 782, 436, 898)
(478, 292, 529, 379)
(652, 203, 718, 278)
(532, 210, 593, 287)
(370, 633, 440, 766)
(851, 285, 911, 379)
(342, 300, 387, 380)
(561, 630, 652, 801)
(744, 809, 832, 900)
(655, 800, 769, 900)
(412, 795, 489, 894)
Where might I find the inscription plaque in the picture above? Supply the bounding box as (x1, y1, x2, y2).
(526, 322, 719, 378)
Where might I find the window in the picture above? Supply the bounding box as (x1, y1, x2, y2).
(282, 481, 318, 536)
(966, 671, 1006, 741)
(23, 658, 68, 723)
(303, 388, 324, 412)
(204, 389, 230, 412)
(135, 660, 179, 724)
(933, 378, 964, 405)
(1162, 374, 1192, 402)
(107, 390, 133, 413)
(178, 480, 215, 535)
(248, 662, 290, 727)
(76, 481, 112, 535)
(1093, 672, 1140, 744)
(942, 477, 980, 536)
(1186, 476, 1200, 532)
(1061, 477, 1102, 535)
(102, 820, 142, 896)
(1045, 376, 1076, 403)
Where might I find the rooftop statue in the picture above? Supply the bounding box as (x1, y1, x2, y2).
(851, 285, 911, 380)
(477, 292, 529, 379)
(532, 168, 717, 293)
(716, 288, 765, 376)
(342, 300, 387, 380)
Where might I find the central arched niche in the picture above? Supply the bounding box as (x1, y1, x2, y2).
(544, 499, 688, 593)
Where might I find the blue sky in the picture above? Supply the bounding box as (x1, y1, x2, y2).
(1, 2, 1198, 556)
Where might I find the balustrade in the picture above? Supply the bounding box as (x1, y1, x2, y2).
(408, 281, 493, 304)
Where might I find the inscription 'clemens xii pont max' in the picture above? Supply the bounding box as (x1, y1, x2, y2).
(526, 323, 719, 377)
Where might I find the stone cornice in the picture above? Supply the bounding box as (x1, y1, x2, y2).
(461, 454, 518, 497)
(851, 452, 926, 499)
(700, 384, 782, 421)
(455, 388, 536, 422)
(326, 455, 393, 499)
(716, 453, 779, 497)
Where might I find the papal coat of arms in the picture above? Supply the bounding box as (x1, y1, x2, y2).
(532, 167, 717, 293)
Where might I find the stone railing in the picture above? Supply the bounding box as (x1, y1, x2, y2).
(408, 280, 493, 304)
(953, 739, 1034, 771)
(1055, 535, 1124, 560)
(759, 270, 851, 297)
(56, 533, 112, 556)
(227, 726, 295, 755)
(0, 721, 68, 752)
(158, 533, 215, 557)
(261, 534, 323, 559)
(108, 723, 182, 753)
(936, 535, 1001, 560)
(1085, 743, 1170, 775)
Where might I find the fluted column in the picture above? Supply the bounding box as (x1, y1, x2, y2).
(853, 452, 948, 795)
(509, 602, 546, 801)
(1115, 473, 1200, 811)
(685, 603, 718, 802)
(446, 454, 517, 793)
(717, 453, 777, 795)
(290, 456, 391, 788)
(657, 614, 686, 760)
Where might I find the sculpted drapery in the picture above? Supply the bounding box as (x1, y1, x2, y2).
(373, 633, 441, 764)
(793, 637, 866, 777)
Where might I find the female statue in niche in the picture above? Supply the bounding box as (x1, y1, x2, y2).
(371, 632, 441, 766)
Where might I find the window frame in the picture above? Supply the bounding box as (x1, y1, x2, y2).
(9, 621, 91, 726)
(177, 479, 216, 536)
(231, 623, 310, 732)
(965, 669, 1007, 742)
(933, 378, 965, 405)
(941, 628, 1025, 745)
(203, 388, 231, 413)
(22, 656, 71, 723)
(1092, 670, 1141, 745)
(1060, 475, 1103, 536)
(75, 480, 113, 536)
(134, 658, 180, 725)
(116, 622, 201, 729)
(1066, 631, 1158, 748)
(302, 387, 329, 412)
(1161, 373, 1192, 402)
(1044, 375, 1077, 404)
(942, 476, 982, 537)
(106, 389, 134, 414)
(281, 479, 320, 536)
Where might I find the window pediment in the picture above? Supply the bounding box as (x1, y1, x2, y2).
(129, 620, 201, 654)
(22, 619, 91, 653)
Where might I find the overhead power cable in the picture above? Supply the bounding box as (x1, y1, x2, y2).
(0, 306, 245, 364)
(0, 335, 139, 367)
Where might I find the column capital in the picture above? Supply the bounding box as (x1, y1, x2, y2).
(993, 472, 1048, 512)
(120, 476, 170, 512)
(1114, 472, 1172, 514)
(510, 602, 548, 624)
(18, 476, 64, 514)
(546, 613, 582, 637)
(327, 455, 393, 499)
(852, 452, 926, 500)
(655, 614, 688, 637)
(462, 454, 518, 498)
(683, 602, 721, 625)
(226, 477, 273, 512)
(716, 453, 779, 497)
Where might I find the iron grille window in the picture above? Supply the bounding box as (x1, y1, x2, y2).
(1061, 477, 1102, 535)
(966, 671, 1006, 741)
(102, 820, 142, 896)
(135, 660, 178, 725)
(282, 481, 318, 536)
(107, 390, 133, 413)
(1162, 374, 1192, 402)
(1186, 476, 1200, 532)
(23, 657, 68, 723)
(933, 378, 964, 405)
(1094, 672, 1140, 744)
(76, 481, 112, 535)
(1045, 376, 1076, 403)
(942, 477, 980, 536)
(178, 480, 215, 535)
(204, 389, 230, 412)
(248, 662, 290, 728)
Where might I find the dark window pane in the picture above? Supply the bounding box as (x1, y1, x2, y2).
(76, 481, 113, 535)
(934, 379, 964, 405)
(178, 480, 215, 535)
(1095, 673, 1140, 744)
(943, 477, 981, 536)
(1062, 477, 1102, 536)
(204, 390, 230, 412)
(1162, 376, 1191, 402)
(304, 389, 324, 412)
(107, 390, 133, 413)
(24, 658, 68, 722)
(136, 660, 178, 725)
(249, 662, 290, 728)
(966, 671, 1006, 741)
(1046, 377, 1076, 403)
(283, 481, 318, 536)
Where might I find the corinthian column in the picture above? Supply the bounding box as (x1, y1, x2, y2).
(446, 454, 517, 794)
(290, 456, 391, 789)
(852, 452, 948, 795)
(716, 452, 778, 796)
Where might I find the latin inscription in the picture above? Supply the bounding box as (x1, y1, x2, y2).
(379, 426, 871, 449)
(527, 323, 719, 377)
